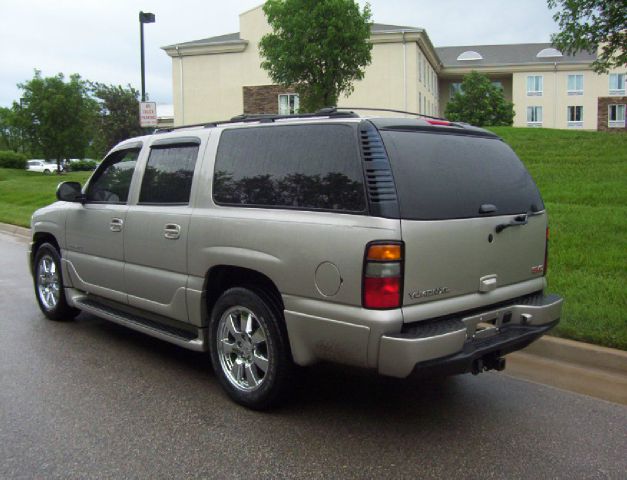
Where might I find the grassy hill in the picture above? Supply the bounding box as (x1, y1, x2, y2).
(1, 127, 626, 349)
(489, 127, 626, 350)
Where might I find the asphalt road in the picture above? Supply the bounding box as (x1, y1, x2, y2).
(1, 232, 626, 480)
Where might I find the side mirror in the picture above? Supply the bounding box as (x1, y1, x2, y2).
(56, 182, 85, 203)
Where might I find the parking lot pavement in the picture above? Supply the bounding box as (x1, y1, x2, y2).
(1, 232, 626, 479)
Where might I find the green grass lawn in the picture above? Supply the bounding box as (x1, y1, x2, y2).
(489, 127, 626, 350)
(0, 170, 92, 227)
(1, 128, 626, 349)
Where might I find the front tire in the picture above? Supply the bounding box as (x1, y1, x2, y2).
(209, 287, 293, 409)
(33, 243, 80, 321)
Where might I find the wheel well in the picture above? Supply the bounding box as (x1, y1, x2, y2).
(31, 233, 59, 264)
(205, 266, 284, 319)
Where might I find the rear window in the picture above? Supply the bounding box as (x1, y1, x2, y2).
(213, 124, 366, 213)
(380, 131, 544, 220)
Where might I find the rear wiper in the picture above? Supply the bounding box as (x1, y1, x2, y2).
(495, 214, 528, 233)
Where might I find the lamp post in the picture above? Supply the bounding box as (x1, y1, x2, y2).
(139, 11, 156, 102)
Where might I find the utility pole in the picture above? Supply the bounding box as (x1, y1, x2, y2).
(139, 11, 156, 102)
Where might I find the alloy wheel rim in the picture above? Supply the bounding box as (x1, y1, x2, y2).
(217, 306, 270, 391)
(37, 254, 60, 310)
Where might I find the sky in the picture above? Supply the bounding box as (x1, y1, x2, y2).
(0, 0, 561, 109)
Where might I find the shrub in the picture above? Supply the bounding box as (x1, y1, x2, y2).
(0, 150, 27, 169)
(68, 159, 98, 171)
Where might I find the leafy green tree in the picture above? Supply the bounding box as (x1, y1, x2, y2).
(259, 0, 373, 112)
(445, 72, 514, 127)
(15, 71, 98, 172)
(0, 107, 21, 152)
(91, 83, 144, 156)
(548, 0, 626, 73)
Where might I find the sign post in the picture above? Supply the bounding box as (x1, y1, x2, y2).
(139, 101, 158, 128)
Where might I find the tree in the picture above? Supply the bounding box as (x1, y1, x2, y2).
(548, 0, 627, 73)
(0, 107, 21, 152)
(15, 71, 98, 172)
(445, 72, 514, 127)
(259, 0, 373, 112)
(91, 83, 144, 156)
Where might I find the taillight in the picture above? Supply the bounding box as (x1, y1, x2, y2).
(543, 227, 549, 276)
(363, 242, 403, 309)
(426, 119, 451, 126)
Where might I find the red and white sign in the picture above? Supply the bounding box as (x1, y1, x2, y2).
(139, 101, 158, 127)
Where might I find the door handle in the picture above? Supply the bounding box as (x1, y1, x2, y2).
(164, 223, 181, 240)
(110, 217, 124, 232)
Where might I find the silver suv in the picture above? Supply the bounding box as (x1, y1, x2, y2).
(29, 109, 563, 409)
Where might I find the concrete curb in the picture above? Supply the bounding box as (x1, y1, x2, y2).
(506, 336, 627, 405)
(0, 222, 31, 240)
(1, 222, 625, 405)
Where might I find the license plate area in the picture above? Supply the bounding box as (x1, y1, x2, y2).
(462, 308, 513, 340)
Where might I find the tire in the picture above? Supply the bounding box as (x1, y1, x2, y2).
(43, 169, 50, 175)
(209, 287, 293, 409)
(33, 243, 80, 321)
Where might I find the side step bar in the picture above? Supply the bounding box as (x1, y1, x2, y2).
(73, 296, 207, 352)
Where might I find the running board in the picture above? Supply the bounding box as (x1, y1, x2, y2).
(74, 297, 207, 352)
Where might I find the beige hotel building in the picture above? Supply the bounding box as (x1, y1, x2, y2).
(162, 4, 626, 131)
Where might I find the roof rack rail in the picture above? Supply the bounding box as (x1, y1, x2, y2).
(339, 106, 449, 122)
(154, 107, 359, 134)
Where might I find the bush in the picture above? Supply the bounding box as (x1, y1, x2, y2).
(0, 150, 27, 169)
(68, 159, 98, 171)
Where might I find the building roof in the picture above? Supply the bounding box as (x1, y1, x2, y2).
(163, 23, 422, 50)
(435, 43, 596, 67)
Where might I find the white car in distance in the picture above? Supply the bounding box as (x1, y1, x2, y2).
(26, 160, 59, 174)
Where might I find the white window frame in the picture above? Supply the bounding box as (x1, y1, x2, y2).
(527, 75, 543, 96)
(567, 106, 583, 128)
(608, 104, 626, 128)
(609, 73, 625, 96)
(527, 106, 543, 126)
(567, 74, 584, 95)
(278, 93, 299, 115)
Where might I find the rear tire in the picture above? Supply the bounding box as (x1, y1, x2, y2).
(209, 287, 293, 409)
(33, 243, 80, 321)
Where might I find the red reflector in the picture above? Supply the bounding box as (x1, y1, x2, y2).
(543, 227, 549, 276)
(426, 119, 451, 126)
(364, 277, 401, 309)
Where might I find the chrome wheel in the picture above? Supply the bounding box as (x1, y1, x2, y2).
(37, 254, 60, 310)
(217, 306, 270, 392)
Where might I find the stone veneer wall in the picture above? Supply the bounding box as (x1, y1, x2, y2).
(597, 96, 627, 132)
(243, 85, 297, 115)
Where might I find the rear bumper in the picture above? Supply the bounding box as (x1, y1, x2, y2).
(378, 293, 563, 377)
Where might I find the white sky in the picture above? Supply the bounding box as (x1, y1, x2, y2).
(0, 0, 560, 108)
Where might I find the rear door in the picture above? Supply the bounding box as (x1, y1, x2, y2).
(380, 129, 547, 308)
(123, 137, 202, 322)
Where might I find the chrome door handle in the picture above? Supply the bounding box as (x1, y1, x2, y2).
(164, 223, 181, 240)
(110, 217, 124, 232)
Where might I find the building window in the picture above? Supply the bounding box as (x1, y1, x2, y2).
(278, 94, 299, 115)
(450, 82, 463, 98)
(567, 106, 583, 128)
(527, 75, 543, 96)
(609, 73, 625, 95)
(418, 92, 421, 113)
(418, 54, 422, 83)
(567, 74, 584, 95)
(492, 80, 503, 90)
(608, 104, 626, 128)
(527, 106, 543, 126)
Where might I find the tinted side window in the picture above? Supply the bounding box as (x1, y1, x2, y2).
(86, 149, 139, 204)
(139, 144, 199, 204)
(213, 125, 365, 212)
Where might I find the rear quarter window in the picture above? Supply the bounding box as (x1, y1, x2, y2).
(213, 124, 366, 213)
(381, 131, 544, 220)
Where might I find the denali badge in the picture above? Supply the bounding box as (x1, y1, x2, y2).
(408, 287, 450, 299)
(531, 264, 544, 274)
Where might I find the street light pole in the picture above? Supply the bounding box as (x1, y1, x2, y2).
(139, 11, 156, 102)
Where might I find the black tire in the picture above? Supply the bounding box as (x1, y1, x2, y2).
(33, 242, 80, 321)
(43, 169, 50, 175)
(209, 287, 293, 409)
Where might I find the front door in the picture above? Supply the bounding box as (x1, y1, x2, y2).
(65, 148, 140, 304)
